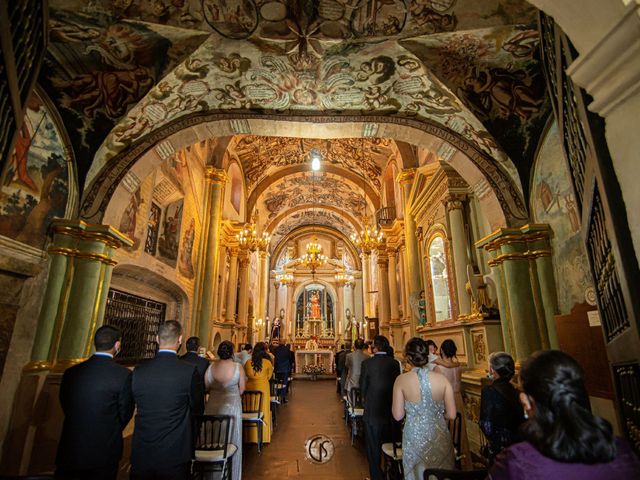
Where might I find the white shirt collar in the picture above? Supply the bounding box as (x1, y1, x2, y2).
(94, 352, 113, 358)
(158, 349, 177, 354)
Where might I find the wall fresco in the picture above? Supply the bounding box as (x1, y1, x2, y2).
(531, 122, 593, 315)
(0, 92, 70, 249)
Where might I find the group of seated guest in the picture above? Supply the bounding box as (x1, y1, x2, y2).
(340, 336, 640, 480)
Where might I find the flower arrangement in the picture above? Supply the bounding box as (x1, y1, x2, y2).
(303, 364, 326, 376)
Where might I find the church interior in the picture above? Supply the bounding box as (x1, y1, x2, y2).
(0, 0, 639, 477)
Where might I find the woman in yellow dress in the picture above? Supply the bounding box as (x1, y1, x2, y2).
(244, 342, 273, 444)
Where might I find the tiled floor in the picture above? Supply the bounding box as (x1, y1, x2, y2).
(243, 379, 370, 479)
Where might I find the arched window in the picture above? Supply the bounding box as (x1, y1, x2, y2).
(428, 235, 452, 322)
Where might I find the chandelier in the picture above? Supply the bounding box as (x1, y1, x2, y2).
(300, 237, 327, 273)
(275, 272, 294, 285)
(351, 140, 383, 254)
(236, 216, 270, 252)
(350, 218, 383, 254)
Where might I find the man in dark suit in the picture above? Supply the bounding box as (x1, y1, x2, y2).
(273, 341, 292, 401)
(56, 325, 134, 480)
(130, 320, 204, 480)
(180, 336, 209, 387)
(360, 335, 401, 480)
(335, 341, 351, 395)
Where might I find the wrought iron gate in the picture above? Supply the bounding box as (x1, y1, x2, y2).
(104, 288, 167, 364)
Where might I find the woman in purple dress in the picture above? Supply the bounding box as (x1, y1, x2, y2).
(489, 350, 640, 480)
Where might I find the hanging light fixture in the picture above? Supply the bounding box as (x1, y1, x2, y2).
(236, 212, 271, 252)
(300, 148, 327, 273)
(350, 139, 383, 253)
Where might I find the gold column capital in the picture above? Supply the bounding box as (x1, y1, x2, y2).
(51, 219, 133, 249)
(396, 168, 416, 185)
(476, 224, 552, 252)
(444, 194, 466, 212)
(228, 246, 239, 257)
(205, 167, 228, 185)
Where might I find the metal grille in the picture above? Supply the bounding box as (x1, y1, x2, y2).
(587, 188, 629, 341)
(539, 13, 587, 213)
(104, 289, 166, 364)
(613, 363, 640, 454)
(145, 203, 161, 255)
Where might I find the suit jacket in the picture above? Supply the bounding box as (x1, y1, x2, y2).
(56, 354, 134, 470)
(131, 351, 204, 470)
(360, 353, 401, 425)
(335, 349, 347, 376)
(345, 349, 369, 391)
(273, 345, 292, 373)
(180, 351, 209, 383)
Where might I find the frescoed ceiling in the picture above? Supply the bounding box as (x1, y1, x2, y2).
(256, 172, 372, 226)
(230, 136, 394, 192)
(37, 0, 547, 218)
(268, 208, 357, 254)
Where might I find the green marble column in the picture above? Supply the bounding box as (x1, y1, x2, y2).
(197, 167, 227, 345)
(477, 225, 557, 362)
(25, 220, 131, 372)
(397, 169, 422, 326)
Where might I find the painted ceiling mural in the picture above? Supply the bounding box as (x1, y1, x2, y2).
(257, 172, 370, 224)
(269, 208, 357, 253)
(231, 136, 392, 191)
(38, 0, 544, 220)
(40, 5, 208, 187)
(52, 0, 535, 41)
(401, 25, 550, 194)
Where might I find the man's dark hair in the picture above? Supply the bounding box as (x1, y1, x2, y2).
(373, 335, 390, 353)
(354, 338, 366, 350)
(158, 320, 182, 345)
(94, 325, 121, 351)
(243, 343, 253, 352)
(185, 336, 200, 352)
(345, 340, 353, 351)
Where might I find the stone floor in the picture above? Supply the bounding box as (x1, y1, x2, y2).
(243, 379, 370, 479)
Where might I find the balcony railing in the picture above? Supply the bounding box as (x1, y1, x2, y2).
(376, 206, 396, 227)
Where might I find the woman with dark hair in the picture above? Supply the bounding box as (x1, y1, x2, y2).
(489, 350, 640, 479)
(392, 337, 456, 479)
(204, 340, 246, 480)
(243, 342, 273, 444)
(435, 338, 471, 468)
(480, 352, 524, 465)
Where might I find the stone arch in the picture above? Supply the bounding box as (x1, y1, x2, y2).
(81, 116, 526, 231)
(270, 225, 362, 271)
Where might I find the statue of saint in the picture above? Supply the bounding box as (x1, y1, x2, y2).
(271, 308, 284, 340)
(310, 291, 321, 319)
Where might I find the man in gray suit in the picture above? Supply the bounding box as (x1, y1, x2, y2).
(345, 338, 369, 392)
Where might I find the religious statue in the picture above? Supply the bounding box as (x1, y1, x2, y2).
(310, 291, 321, 319)
(271, 309, 284, 340)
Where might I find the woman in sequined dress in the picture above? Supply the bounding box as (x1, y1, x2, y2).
(392, 337, 456, 480)
(204, 340, 246, 480)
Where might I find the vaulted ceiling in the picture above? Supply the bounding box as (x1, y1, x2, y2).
(37, 0, 550, 252)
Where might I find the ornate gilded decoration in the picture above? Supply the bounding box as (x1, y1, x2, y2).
(471, 331, 487, 363)
(205, 167, 228, 185)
